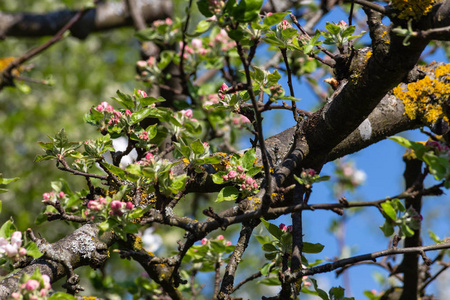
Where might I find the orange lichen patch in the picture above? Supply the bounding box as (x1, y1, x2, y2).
(0, 57, 22, 76)
(393, 64, 450, 124)
(391, 0, 435, 20)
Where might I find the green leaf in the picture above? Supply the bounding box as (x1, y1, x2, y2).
(258, 276, 281, 286)
(325, 22, 340, 35)
(260, 262, 274, 276)
(381, 201, 397, 221)
(380, 220, 394, 237)
(130, 108, 158, 125)
(0, 220, 17, 238)
(428, 230, 442, 243)
(310, 278, 330, 300)
(188, 20, 211, 37)
(24, 242, 43, 259)
(303, 242, 324, 254)
(254, 234, 271, 245)
(197, 0, 214, 17)
(282, 28, 298, 39)
(263, 12, 289, 26)
(102, 163, 126, 180)
(212, 171, 226, 184)
(216, 186, 239, 202)
(54, 128, 69, 149)
(191, 139, 205, 155)
(263, 35, 285, 48)
(260, 218, 283, 240)
(113, 90, 134, 110)
(232, 0, 263, 22)
(246, 166, 262, 178)
(262, 243, 278, 252)
(242, 148, 257, 169)
(279, 96, 301, 101)
(267, 69, 281, 84)
(171, 175, 187, 191)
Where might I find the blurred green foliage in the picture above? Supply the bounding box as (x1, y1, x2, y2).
(0, 1, 141, 234)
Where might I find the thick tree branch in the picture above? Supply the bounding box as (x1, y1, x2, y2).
(0, 224, 113, 298)
(0, 0, 172, 39)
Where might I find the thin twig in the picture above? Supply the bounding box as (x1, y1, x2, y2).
(1, 3, 96, 88)
(235, 40, 273, 207)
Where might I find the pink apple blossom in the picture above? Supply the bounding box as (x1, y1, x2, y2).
(25, 279, 40, 291)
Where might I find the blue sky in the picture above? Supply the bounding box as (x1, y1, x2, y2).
(236, 3, 450, 298)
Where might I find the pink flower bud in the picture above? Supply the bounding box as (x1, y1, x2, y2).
(146, 152, 154, 161)
(220, 83, 229, 92)
(136, 60, 147, 69)
(96, 104, 104, 112)
(236, 165, 244, 173)
(98, 197, 107, 205)
(222, 175, 229, 181)
(279, 223, 287, 232)
(87, 200, 101, 211)
(227, 170, 237, 179)
(287, 225, 293, 232)
(43, 193, 51, 200)
(11, 292, 20, 299)
(191, 38, 203, 49)
(113, 111, 122, 118)
(226, 241, 232, 246)
(138, 89, 148, 98)
(19, 247, 27, 257)
(201, 238, 208, 245)
(110, 200, 123, 211)
(182, 109, 193, 118)
(125, 109, 132, 116)
(240, 116, 250, 124)
(126, 201, 134, 210)
(58, 191, 65, 198)
(245, 177, 254, 185)
(217, 235, 224, 240)
(253, 182, 258, 189)
(25, 279, 40, 291)
(40, 289, 48, 297)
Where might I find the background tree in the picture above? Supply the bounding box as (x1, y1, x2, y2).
(0, 0, 449, 299)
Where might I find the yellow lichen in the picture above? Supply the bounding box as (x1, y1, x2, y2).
(364, 50, 372, 62)
(393, 64, 450, 124)
(391, 0, 435, 20)
(182, 158, 190, 165)
(134, 236, 143, 250)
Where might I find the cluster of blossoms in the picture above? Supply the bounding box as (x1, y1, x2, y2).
(406, 207, 423, 228)
(335, 160, 366, 190)
(152, 17, 173, 27)
(0, 231, 26, 261)
(425, 140, 450, 155)
(84, 196, 134, 220)
(268, 84, 284, 99)
(207, 0, 225, 14)
(209, 29, 236, 53)
(222, 165, 258, 193)
(42, 191, 66, 205)
(180, 39, 209, 59)
(93, 101, 132, 129)
(297, 168, 318, 189)
(10, 275, 51, 300)
(219, 83, 229, 101)
(200, 235, 232, 247)
(137, 152, 156, 166)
